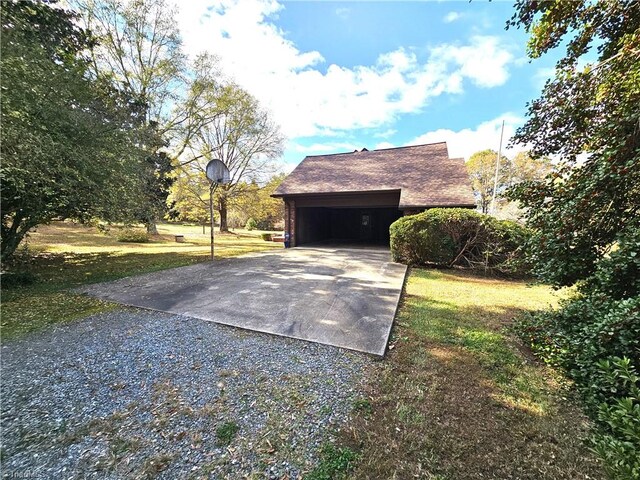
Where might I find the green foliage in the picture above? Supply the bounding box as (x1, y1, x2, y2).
(514, 296, 640, 406)
(507, 1, 640, 288)
(260, 233, 272, 241)
(215, 421, 239, 446)
(591, 358, 640, 480)
(0, 1, 145, 262)
(513, 232, 640, 478)
(466, 149, 510, 213)
(116, 228, 149, 243)
(307, 444, 359, 480)
(509, 151, 553, 184)
(245, 218, 258, 231)
(508, 3, 640, 476)
(389, 208, 530, 276)
(181, 78, 285, 232)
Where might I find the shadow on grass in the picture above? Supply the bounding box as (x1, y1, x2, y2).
(339, 268, 604, 480)
(2, 250, 215, 341)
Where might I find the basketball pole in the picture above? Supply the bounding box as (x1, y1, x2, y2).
(490, 120, 505, 215)
(209, 183, 217, 261)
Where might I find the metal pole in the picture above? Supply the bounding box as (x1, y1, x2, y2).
(209, 183, 215, 260)
(490, 120, 505, 215)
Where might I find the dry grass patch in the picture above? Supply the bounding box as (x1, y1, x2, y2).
(341, 268, 605, 480)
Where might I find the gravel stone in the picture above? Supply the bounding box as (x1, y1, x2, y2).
(1, 308, 371, 479)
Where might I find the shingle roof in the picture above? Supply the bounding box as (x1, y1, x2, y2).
(273, 142, 476, 208)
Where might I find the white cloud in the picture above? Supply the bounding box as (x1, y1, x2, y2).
(373, 129, 397, 139)
(407, 113, 526, 160)
(335, 7, 350, 20)
(430, 36, 514, 88)
(443, 11, 461, 23)
(374, 141, 396, 150)
(290, 142, 360, 155)
(176, 0, 515, 139)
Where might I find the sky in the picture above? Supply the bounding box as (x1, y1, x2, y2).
(175, 0, 563, 170)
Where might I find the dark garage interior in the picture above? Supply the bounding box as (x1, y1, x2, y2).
(296, 207, 402, 246)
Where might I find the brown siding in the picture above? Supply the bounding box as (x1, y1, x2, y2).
(284, 199, 296, 247)
(292, 191, 401, 208)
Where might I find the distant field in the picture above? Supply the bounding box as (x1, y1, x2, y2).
(27, 221, 282, 256)
(2, 221, 282, 341)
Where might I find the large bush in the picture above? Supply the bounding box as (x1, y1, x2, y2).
(116, 227, 149, 243)
(390, 208, 530, 276)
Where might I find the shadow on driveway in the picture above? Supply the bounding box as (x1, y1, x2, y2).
(76, 247, 407, 356)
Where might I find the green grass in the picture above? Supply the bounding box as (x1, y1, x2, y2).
(215, 421, 240, 446)
(340, 268, 606, 480)
(307, 443, 359, 480)
(1, 221, 282, 341)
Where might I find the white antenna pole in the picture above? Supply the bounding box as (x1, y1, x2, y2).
(490, 120, 505, 215)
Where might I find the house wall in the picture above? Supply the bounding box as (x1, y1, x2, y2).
(293, 191, 400, 208)
(284, 199, 296, 246)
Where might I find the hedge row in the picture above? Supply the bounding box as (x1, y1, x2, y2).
(389, 208, 530, 276)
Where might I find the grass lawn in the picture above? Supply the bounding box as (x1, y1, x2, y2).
(338, 268, 605, 480)
(1, 221, 282, 341)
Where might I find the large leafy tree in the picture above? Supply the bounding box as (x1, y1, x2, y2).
(507, 0, 640, 286)
(466, 149, 511, 213)
(78, 0, 186, 233)
(508, 4, 640, 475)
(0, 0, 145, 262)
(183, 82, 285, 232)
(509, 151, 553, 185)
(228, 174, 286, 230)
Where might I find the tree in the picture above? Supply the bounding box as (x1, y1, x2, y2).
(0, 0, 145, 262)
(466, 149, 511, 213)
(78, 0, 186, 233)
(228, 174, 286, 230)
(168, 163, 211, 232)
(509, 151, 553, 185)
(183, 83, 285, 232)
(507, 3, 640, 476)
(507, 0, 640, 286)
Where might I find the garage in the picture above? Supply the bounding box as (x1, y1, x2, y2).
(296, 207, 402, 245)
(292, 190, 403, 245)
(273, 142, 477, 247)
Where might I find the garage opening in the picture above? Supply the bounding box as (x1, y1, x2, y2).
(296, 207, 402, 246)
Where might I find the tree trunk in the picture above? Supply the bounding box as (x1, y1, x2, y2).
(146, 221, 158, 235)
(1, 213, 35, 264)
(218, 196, 229, 232)
(481, 196, 489, 214)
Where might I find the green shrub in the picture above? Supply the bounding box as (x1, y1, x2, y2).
(260, 233, 272, 241)
(389, 208, 531, 276)
(116, 228, 149, 243)
(591, 357, 640, 479)
(514, 295, 640, 411)
(245, 218, 257, 231)
(513, 229, 640, 479)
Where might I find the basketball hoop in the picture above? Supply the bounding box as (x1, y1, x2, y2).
(205, 159, 231, 260)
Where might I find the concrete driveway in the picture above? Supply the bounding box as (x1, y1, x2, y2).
(77, 247, 407, 356)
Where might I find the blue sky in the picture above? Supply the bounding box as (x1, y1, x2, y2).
(176, 1, 562, 168)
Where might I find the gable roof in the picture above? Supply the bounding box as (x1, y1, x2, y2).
(273, 142, 476, 208)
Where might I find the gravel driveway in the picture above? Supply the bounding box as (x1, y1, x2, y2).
(1, 309, 371, 479)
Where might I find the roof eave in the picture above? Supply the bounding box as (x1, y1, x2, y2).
(272, 188, 402, 199)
